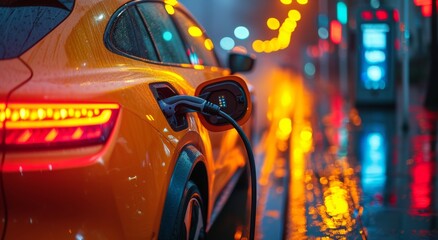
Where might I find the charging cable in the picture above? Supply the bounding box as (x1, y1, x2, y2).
(159, 95, 257, 240)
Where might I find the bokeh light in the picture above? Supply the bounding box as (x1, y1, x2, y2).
(204, 38, 214, 51)
(162, 31, 173, 41)
(267, 17, 280, 30)
(234, 26, 250, 40)
(304, 62, 316, 76)
(165, 4, 175, 15)
(288, 9, 301, 21)
(188, 26, 203, 37)
(220, 37, 235, 50)
(318, 27, 329, 39)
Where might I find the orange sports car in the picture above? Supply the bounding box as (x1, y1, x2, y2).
(0, 0, 255, 239)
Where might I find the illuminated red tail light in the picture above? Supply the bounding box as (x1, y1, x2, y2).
(0, 103, 120, 149)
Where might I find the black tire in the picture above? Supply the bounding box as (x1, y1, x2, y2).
(176, 180, 206, 240)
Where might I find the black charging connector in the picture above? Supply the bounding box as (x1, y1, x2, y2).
(159, 95, 256, 240)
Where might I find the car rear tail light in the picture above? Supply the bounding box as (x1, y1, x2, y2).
(0, 103, 119, 150)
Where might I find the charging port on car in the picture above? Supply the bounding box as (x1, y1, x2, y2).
(150, 83, 188, 131)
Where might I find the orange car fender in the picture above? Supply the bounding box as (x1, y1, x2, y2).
(158, 144, 208, 239)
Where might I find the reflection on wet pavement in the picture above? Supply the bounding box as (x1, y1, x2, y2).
(255, 67, 438, 239)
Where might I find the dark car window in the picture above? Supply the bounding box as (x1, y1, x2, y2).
(172, 9, 219, 67)
(110, 7, 158, 61)
(0, 0, 74, 59)
(137, 3, 190, 64)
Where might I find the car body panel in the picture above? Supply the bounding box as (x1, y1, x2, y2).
(0, 0, 250, 238)
(0, 59, 33, 239)
(0, 59, 32, 103)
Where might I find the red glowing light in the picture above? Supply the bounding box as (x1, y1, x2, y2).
(376, 10, 388, 20)
(330, 20, 342, 44)
(361, 10, 373, 21)
(414, 0, 431, 6)
(1, 103, 119, 149)
(422, 4, 432, 17)
(306, 46, 320, 58)
(395, 39, 401, 51)
(393, 9, 400, 22)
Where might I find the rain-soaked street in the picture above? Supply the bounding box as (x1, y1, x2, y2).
(207, 62, 438, 239)
(255, 68, 438, 239)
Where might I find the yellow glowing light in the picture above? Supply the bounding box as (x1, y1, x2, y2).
(324, 189, 349, 217)
(267, 17, 280, 30)
(252, 40, 264, 53)
(19, 108, 30, 120)
(47, 108, 54, 118)
(11, 110, 19, 122)
(288, 9, 302, 21)
(300, 127, 313, 140)
(188, 26, 203, 37)
(68, 108, 75, 117)
(165, 4, 175, 15)
(164, 0, 178, 6)
(60, 109, 68, 119)
(53, 111, 61, 120)
(37, 109, 46, 120)
(193, 65, 205, 70)
(75, 110, 81, 118)
(30, 110, 38, 121)
(283, 18, 298, 32)
(5, 109, 11, 120)
(264, 40, 273, 53)
(204, 38, 214, 51)
(297, 0, 308, 4)
(279, 117, 292, 135)
(320, 177, 328, 185)
(280, 0, 292, 5)
(281, 92, 292, 107)
(271, 38, 281, 51)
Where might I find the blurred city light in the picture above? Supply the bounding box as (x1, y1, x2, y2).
(188, 26, 203, 37)
(252, 0, 308, 53)
(267, 17, 280, 30)
(162, 31, 173, 41)
(336, 1, 348, 24)
(318, 27, 329, 39)
(204, 38, 214, 51)
(220, 37, 235, 50)
(280, 0, 292, 5)
(330, 20, 342, 44)
(234, 26, 250, 40)
(165, 4, 175, 15)
(164, 0, 178, 6)
(304, 62, 316, 76)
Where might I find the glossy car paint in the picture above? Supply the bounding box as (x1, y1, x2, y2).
(0, 0, 250, 238)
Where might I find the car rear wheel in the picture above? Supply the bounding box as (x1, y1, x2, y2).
(179, 180, 206, 240)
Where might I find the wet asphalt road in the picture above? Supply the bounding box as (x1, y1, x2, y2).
(209, 70, 438, 239)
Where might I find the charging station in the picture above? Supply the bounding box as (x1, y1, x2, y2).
(356, 7, 397, 106)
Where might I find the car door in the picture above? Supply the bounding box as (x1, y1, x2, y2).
(165, 5, 247, 199)
(134, 2, 246, 201)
